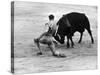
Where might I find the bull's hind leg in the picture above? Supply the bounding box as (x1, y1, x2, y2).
(84, 16, 94, 44)
(87, 29, 94, 44)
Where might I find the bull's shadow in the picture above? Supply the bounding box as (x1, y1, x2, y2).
(54, 37, 94, 51)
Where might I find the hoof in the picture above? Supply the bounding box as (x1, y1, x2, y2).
(71, 46, 74, 48)
(59, 54, 66, 58)
(67, 45, 70, 48)
(71, 44, 74, 48)
(67, 43, 70, 48)
(53, 53, 66, 58)
(37, 52, 42, 55)
(92, 41, 94, 44)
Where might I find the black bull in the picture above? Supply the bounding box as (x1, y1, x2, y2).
(53, 12, 94, 48)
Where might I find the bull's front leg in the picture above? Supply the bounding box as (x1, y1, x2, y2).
(69, 28, 74, 48)
(69, 36, 74, 48)
(78, 32, 83, 43)
(67, 34, 74, 48)
(67, 36, 70, 48)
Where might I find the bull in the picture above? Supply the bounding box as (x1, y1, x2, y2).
(54, 12, 94, 48)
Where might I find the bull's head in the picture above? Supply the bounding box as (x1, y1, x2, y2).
(53, 14, 72, 44)
(53, 17, 66, 44)
(53, 33, 65, 44)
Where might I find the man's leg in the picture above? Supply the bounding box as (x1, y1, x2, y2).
(34, 38, 51, 55)
(48, 42, 56, 56)
(34, 39, 42, 55)
(38, 32, 47, 40)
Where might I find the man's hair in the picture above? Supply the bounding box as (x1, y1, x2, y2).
(49, 14, 54, 20)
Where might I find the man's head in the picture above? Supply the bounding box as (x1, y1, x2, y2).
(49, 14, 54, 20)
